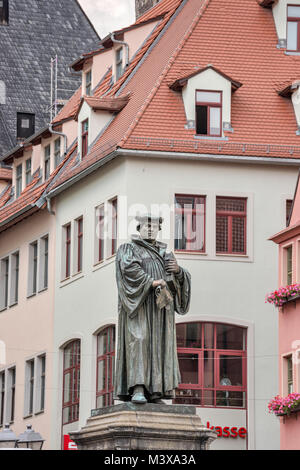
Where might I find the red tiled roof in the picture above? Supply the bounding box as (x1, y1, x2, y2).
(52, 86, 82, 124)
(0, 168, 12, 181)
(135, 0, 182, 24)
(0, 142, 77, 229)
(41, 0, 300, 195)
(75, 93, 130, 120)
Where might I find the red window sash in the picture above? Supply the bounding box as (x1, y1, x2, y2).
(65, 224, 71, 278)
(111, 198, 118, 256)
(96, 326, 115, 407)
(81, 120, 88, 157)
(216, 199, 247, 255)
(77, 218, 83, 272)
(62, 341, 80, 425)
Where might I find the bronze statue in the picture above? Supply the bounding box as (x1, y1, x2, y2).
(114, 214, 191, 404)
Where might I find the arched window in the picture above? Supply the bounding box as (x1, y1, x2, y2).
(96, 326, 115, 408)
(175, 322, 247, 408)
(62, 340, 80, 424)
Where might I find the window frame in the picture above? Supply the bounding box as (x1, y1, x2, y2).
(96, 326, 115, 409)
(76, 217, 83, 274)
(115, 47, 123, 80)
(195, 90, 222, 137)
(174, 194, 206, 253)
(175, 322, 247, 409)
(25, 158, 32, 186)
(96, 204, 105, 264)
(216, 196, 247, 255)
(287, 4, 300, 52)
(81, 119, 89, 158)
(0, 370, 5, 427)
(44, 144, 51, 180)
(111, 198, 118, 257)
(64, 224, 71, 279)
(85, 70, 92, 96)
(62, 340, 81, 425)
(0, 0, 9, 25)
(54, 137, 61, 168)
(15, 163, 22, 198)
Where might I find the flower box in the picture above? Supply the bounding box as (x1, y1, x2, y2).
(265, 284, 300, 308)
(268, 394, 300, 416)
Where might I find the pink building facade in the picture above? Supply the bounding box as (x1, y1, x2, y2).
(269, 171, 300, 450)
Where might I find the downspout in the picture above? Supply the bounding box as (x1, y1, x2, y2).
(49, 123, 68, 157)
(46, 195, 55, 215)
(111, 32, 129, 67)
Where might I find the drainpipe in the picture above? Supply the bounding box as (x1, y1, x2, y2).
(46, 195, 55, 215)
(110, 32, 129, 67)
(48, 123, 68, 156)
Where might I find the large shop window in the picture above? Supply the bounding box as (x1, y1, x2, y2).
(62, 340, 80, 425)
(175, 322, 247, 408)
(175, 195, 206, 252)
(96, 326, 115, 408)
(216, 197, 247, 255)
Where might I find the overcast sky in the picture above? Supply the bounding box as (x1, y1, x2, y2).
(78, 0, 136, 38)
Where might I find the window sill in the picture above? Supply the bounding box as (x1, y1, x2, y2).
(34, 409, 45, 416)
(27, 292, 37, 299)
(8, 302, 18, 309)
(92, 255, 116, 273)
(60, 273, 84, 288)
(0, 307, 8, 313)
(194, 135, 228, 141)
(23, 414, 33, 420)
(38, 287, 48, 294)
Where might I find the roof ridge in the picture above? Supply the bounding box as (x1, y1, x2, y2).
(119, 0, 211, 148)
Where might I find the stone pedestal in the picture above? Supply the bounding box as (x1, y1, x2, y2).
(69, 403, 217, 450)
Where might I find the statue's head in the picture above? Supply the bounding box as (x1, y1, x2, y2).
(136, 214, 163, 243)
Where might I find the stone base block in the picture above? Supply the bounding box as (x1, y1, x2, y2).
(69, 403, 217, 450)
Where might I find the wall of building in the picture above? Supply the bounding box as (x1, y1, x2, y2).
(0, 208, 56, 450)
(49, 152, 298, 450)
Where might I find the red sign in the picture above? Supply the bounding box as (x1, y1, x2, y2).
(206, 422, 247, 439)
(63, 435, 78, 450)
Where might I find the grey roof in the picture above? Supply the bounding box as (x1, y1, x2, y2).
(0, 0, 100, 158)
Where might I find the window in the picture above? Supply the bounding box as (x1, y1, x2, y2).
(175, 195, 206, 252)
(15, 163, 22, 198)
(25, 158, 32, 186)
(0, 257, 9, 311)
(63, 224, 71, 279)
(28, 241, 38, 296)
(10, 251, 19, 306)
(36, 355, 46, 413)
(25, 359, 35, 416)
(0, 0, 8, 25)
(96, 204, 105, 263)
(116, 48, 123, 80)
(286, 245, 293, 285)
(286, 199, 293, 227)
(54, 138, 61, 168)
(76, 217, 83, 273)
(196, 90, 222, 137)
(175, 322, 247, 408)
(7, 367, 15, 423)
(85, 70, 92, 96)
(16, 113, 35, 139)
(216, 197, 247, 255)
(62, 340, 80, 425)
(0, 371, 5, 426)
(40, 236, 49, 290)
(287, 5, 300, 51)
(109, 198, 118, 257)
(81, 119, 89, 158)
(96, 326, 115, 408)
(287, 355, 293, 394)
(44, 145, 51, 180)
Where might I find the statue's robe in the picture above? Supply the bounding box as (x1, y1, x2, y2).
(114, 235, 191, 401)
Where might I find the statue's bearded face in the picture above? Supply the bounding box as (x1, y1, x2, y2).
(139, 221, 159, 242)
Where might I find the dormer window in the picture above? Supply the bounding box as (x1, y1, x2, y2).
(16, 163, 22, 198)
(196, 90, 222, 137)
(287, 5, 300, 51)
(0, 0, 8, 25)
(81, 119, 89, 158)
(116, 48, 123, 81)
(17, 112, 35, 140)
(85, 70, 92, 96)
(44, 144, 51, 180)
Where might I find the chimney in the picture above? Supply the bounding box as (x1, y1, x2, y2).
(135, 0, 160, 19)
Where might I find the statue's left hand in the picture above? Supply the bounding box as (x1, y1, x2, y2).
(165, 258, 180, 274)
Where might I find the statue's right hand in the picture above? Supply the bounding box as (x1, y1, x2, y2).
(152, 279, 166, 288)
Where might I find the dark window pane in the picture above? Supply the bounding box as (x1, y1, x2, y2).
(178, 353, 198, 384)
(219, 355, 243, 386)
(216, 216, 228, 252)
(176, 323, 201, 348)
(232, 217, 245, 253)
(174, 389, 201, 405)
(216, 324, 245, 350)
(216, 391, 245, 408)
(17, 113, 35, 139)
(196, 105, 207, 135)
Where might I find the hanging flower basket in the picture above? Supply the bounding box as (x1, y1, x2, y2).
(268, 393, 300, 416)
(265, 284, 300, 307)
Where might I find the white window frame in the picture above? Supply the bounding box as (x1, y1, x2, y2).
(0, 251, 20, 311)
